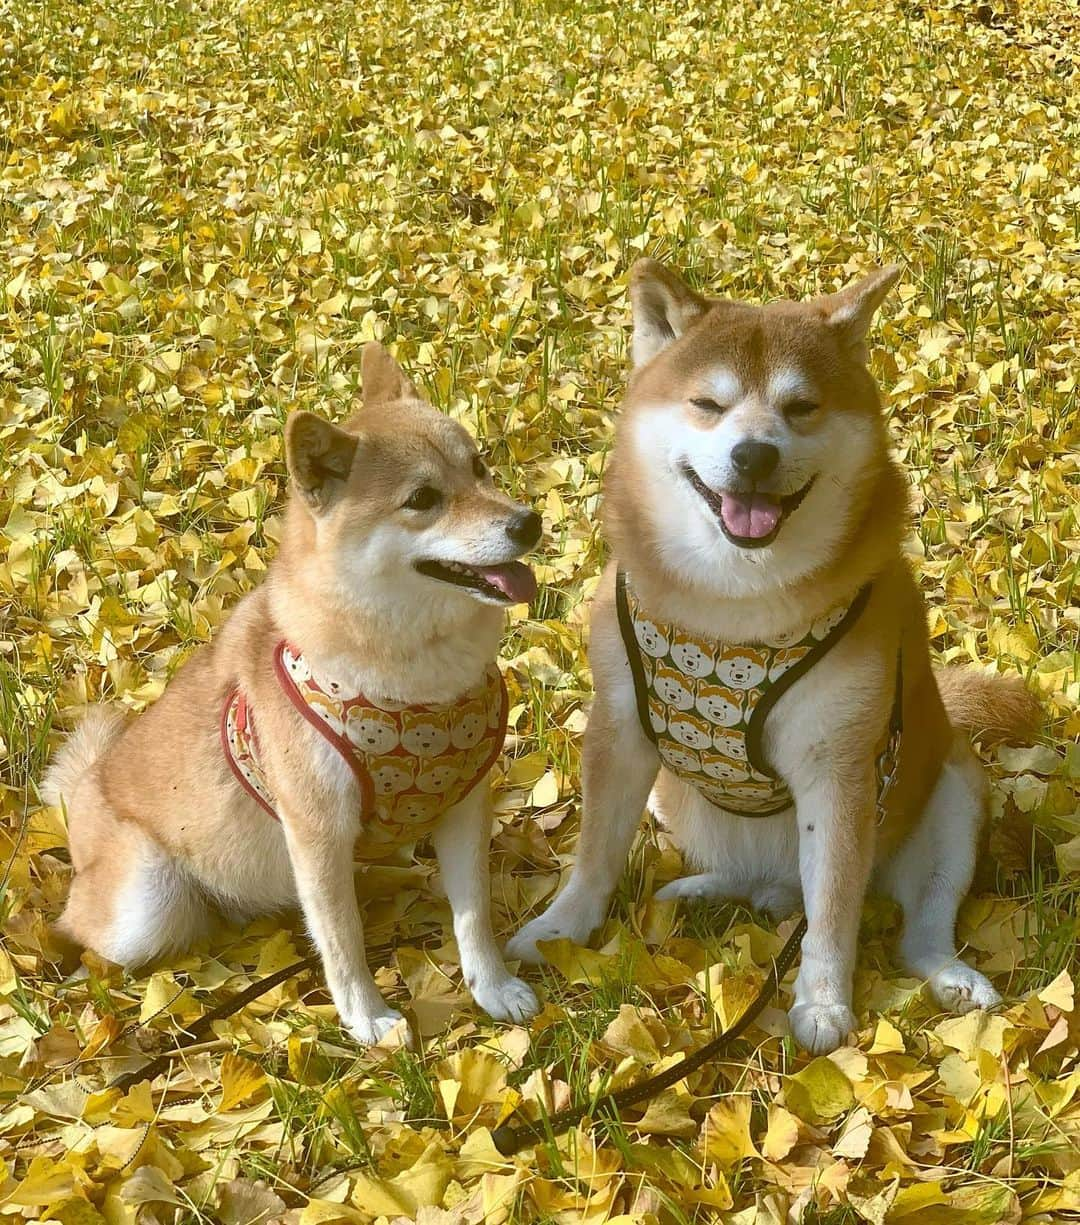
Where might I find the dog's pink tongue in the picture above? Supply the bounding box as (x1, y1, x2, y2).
(721, 491, 782, 540)
(478, 562, 537, 604)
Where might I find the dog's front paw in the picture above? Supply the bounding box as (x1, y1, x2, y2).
(788, 1002, 856, 1054)
(930, 963, 1001, 1014)
(345, 1008, 412, 1048)
(506, 902, 598, 965)
(471, 975, 540, 1023)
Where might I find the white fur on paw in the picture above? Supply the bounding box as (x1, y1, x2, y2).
(930, 963, 1001, 1014)
(471, 975, 540, 1023)
(749, 883, 803, 919)
(346, 1008, 411, 1047)
(788, 1003, 857, 1054)
(506, 908, 596, 965)
(655, 874, 734, 903)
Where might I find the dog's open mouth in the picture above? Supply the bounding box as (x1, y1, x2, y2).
(680, 463, 815, 549)
(415, 559, 538, 605)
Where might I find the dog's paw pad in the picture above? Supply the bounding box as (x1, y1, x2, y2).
(788, 1002, 857, 1054)
(473, 975, 540, 1023)
(931, 964, 1001, 1014)
(347, 1009, 410, 1047)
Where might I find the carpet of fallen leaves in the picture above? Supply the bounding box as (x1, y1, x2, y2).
(2, 0, 1079, 1221)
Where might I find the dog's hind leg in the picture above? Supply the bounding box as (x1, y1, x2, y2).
(655, 873, 802, 918)
(59, 801, 209, 969)
(651, 777, 803, 917)
(879, 743, 1000, 1013)
(654, 872, 747, 903)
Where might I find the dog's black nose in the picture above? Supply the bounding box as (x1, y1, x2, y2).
(730, 440, 780, 481)
(506, 509, 542, 548)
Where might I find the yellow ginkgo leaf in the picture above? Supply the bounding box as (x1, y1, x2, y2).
(218, 1051, 266, 1112)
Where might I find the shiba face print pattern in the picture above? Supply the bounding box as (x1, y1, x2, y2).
(222, 644, 507, 858)
(617, 573, 898, 818)
(223, 692, 276, 815)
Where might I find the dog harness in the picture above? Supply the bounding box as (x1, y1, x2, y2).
(221, 643, 508, 858)
(616, 571, 902, 818)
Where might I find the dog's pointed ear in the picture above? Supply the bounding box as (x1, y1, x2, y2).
(362, 342, 419, 406)
(819, 264, 902, 362)
(629, 258, 709, 367)
(285, 411, 359, 511)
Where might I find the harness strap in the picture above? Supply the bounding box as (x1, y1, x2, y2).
(222, 646, 510, 830)
(743, 583, 872, 776)
(220, 690, 278, 820)
(615, 573, 897, 818)
(272, 642, 376, 820)
(616, 569, 794, 817)
(615, 568, 659, 748)
(889, 648, 904, 735)
(875, 647, 904, 823)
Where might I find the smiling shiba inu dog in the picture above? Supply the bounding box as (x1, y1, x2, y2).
(509, 259, 1040, 1053)
(45, 343, 542, 1044)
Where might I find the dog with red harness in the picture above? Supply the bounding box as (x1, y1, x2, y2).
(44, 343, 542, 1045)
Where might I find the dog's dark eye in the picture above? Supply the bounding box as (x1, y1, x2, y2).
(690, 397, 730, 415)
(472, 456, 487, 479)
(403, 485, 442, 511)
(784, 399, 819, 419)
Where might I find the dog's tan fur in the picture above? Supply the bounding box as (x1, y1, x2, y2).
(509, 260, 1040, 1052)
(45, 343, 541, 1043)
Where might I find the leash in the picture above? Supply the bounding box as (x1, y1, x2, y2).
(109, 955, 319, 1093)
(491, 915, 807, 1156)
(107, 914, 807, 1143)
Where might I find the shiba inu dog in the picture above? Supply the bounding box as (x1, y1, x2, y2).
(509, 259, 1040, 1053)
(44, 343, 542, 1045)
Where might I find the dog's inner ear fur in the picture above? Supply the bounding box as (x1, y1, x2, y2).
(362, 342, 420, 406)
(285, 412, 359, 510)
(629, 258, 709, 367)
(819, 264, 902, 363)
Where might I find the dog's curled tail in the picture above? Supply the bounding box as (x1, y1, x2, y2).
(40, 706, 127, 808)
(934, 666, 1042, 745)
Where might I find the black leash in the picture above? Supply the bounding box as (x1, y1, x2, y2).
(491, 915, 807, 1156)
(109, 955, 319, 1093)
(106, 912, 806, 1141)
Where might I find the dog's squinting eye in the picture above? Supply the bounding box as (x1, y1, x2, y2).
(403, 485, 442, 511)
(472, 456, 487, 479)
(689, 397, 730, 415)
(784, 399, 820, 419)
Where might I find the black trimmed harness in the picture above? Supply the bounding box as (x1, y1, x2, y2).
(615, 570, 903, 819)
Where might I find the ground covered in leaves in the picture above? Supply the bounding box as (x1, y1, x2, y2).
(2, 0, 1079, 1220)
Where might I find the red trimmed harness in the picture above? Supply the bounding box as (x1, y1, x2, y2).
(221, 643, 508, 857)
